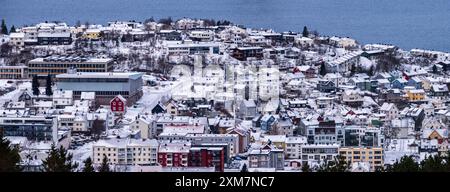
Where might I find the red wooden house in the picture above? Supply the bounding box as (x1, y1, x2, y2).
(110, 95, 127, 114)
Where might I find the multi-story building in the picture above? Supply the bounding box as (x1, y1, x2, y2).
(52, 90, 73, 109)
(9, 32, 25, 48)
(37, 32, 72, 45)
(130, 116, 154, 139)
(344, 126, 384, 147)
(258, 67, 280, 101)
(92, 138, 159, 166)
(185, 133, 239, 159)
(188, 146, 225, 172)
(300, 144, 340, 167)
(232, 47, 263, 61)
(58, 114, 88, 132)
(189, 30, 214, 41)
(406, 89, 426, 102)
(326, 51, 362, 74)
(342, 89, 363, 107)
(248, 145, 284, 170)
(55, 72, 143, 105)
(154, 115, 208, 136)
(158, 141, 191, 167)
(0, 66, 28, 79)
(166, 42, 220, 55)
(0, 115, 57, 143)
(28, 55, 113, 77)
(304, 118, 344, 145)
(339, 147, 384, 171)
(285, 136, 308, 159)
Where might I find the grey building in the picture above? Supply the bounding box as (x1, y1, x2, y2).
(0, 115, 57, 142)
(317, 80, 336, 93)
(248, 145, 284, 170)
(238, 99, 257, 120)
(56, 72, 143, 105)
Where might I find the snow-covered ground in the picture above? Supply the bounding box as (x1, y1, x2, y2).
(0, 81, 31, 106)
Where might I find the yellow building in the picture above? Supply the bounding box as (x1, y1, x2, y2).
(406, 89, 425, 101)
(339, 147, 384, 171)
(83, 29, 101, 40)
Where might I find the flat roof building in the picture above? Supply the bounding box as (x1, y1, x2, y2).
(28, 55, 113, 77)
(0, 66, 28, 79)
(56, 72, 143, 105)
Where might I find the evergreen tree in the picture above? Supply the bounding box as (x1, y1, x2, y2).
(82, 157, 95, 172)
(45, 74, 53, 96)
(317, 156, 349, 172)
(240, 163, 248, 172)
(444, 152, 450, 171)
(1, 19, 8, 35)
(420, 154, 445, 172)
(368, 66, 374, 76)
(9, 25, 16, 33)
(42, 144, 78, 172)
(32, 75, 40, 95)
(91, 119, 105, 141)
(302, 26, 309, 37)
(301, 162, 312, 172)
(0, 133, 21, 172)
(98, 155, 111, 172)
(319, 62, 327, 76)
(386, 155, 419, 172)
(432, 65, 438, 74)
(350, 63, 356, 76)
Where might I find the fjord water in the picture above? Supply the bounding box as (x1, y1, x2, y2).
(1, 0, 449, 51)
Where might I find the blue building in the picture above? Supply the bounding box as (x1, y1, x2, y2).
(407, 77, 423, 89)
(260, 114, 277, 132)
(391, 78, 408, 89)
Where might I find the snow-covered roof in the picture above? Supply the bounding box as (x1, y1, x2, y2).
(9, 32, 25, 38)
(80, 92, 96, 100)
(93, 138, 158, 148)
(380, 103, 396, 111)
(158, 141, 191, 153)
(37, 32, 71, 37)
(56, 72, 142, 79)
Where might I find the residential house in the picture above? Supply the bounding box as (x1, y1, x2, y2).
(238, 99, 257, 120)
(227, 128, 250, 153)
(406, 89, 426, 102)
(391, 78, 408, 89)
(260, 114, 277, 132)
(379, 103, 399, 121)
(431, 84, 449, 99)
(110, 95, 126, 115)
(317, 80, 336, 93)
(131, 116, 154, 139)
(407, 77, 423, 89)
(152, 102, 166, 114)
(342, 90, 363, 107)
(248, 145, 284, 170)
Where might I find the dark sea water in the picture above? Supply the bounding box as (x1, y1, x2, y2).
(1, 0, 449, 51)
